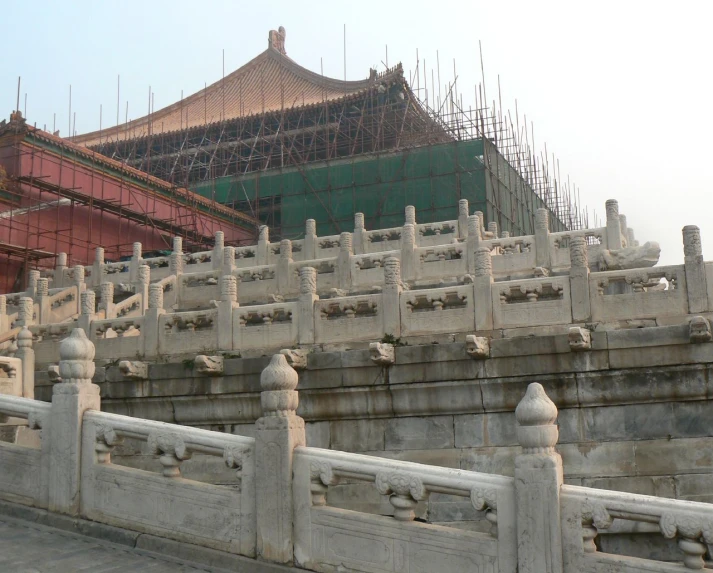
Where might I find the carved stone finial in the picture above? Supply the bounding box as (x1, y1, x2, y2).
(605, 199, 619, 221)
(223, 246, 235, 267)
(149, 283, 163, 310)
(73, 265, 85, 284)
(568, 327, 592, 351)
(354, 213, 365, 230)
(57, 252, 67, 267)
(369, 342, 395, 366)
(81, 290, 96, 315)
(170, 252, 183, 275)
(458, 199, 469, 217)
(100, 282, 114, 306)
(340, 232, 353, 254)
(58, 329, 96, 384)
(28, 270, 40, 290)
(36, 278, 49, 297)
(214, 231, 224, 250)
(384, 257, 401, 286)
(515, 383, 559, 453)
(280, 348, 308, 370)
(94, 247, 104, 264)
(260, 354, 299, 417)
(467, 214, 481, 238)
(405, 205, 416, 225)
(501, 231, 510, 239)
(132, 242, 142, 259)
(465, 335, 489, 359)
(683, 225, 702, 260)
(488, 222, 499, 237)
(689, 316, 712, 343)
(172, 236, 183, 254)
(306, 219, 316, 235)
(280, 239, 293, 260)
(570, 236, 588, 268)
(221, 275, 238, 302)
(474, 247, 492, 278)
(268, 26, 287, 55)
(402, 223, 416, 246)
(18, 297, 33, 322)
(299, 267, 317, 295)
(535, 208, 549, 232)
(137, 264, 150, 284)
(259, 225, 269, 242)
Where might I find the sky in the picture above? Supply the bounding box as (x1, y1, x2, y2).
(3, 0, 712, 265)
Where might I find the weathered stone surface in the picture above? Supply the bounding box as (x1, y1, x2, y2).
(384, 415, 454, 450)
(330, 419, 386, 451)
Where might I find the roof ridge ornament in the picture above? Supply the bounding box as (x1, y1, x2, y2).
(268, 26, 287, 55)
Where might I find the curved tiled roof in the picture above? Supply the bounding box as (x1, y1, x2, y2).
(73, 45, 404, 148)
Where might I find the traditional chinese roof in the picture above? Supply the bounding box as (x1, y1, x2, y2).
(72, 27, 406, 148)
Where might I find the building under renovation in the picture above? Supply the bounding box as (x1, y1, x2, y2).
(72, 27, 589, 241)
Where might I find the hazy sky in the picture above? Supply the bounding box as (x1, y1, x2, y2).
(3, 0, 711, 265)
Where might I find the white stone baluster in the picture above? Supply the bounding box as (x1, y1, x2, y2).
(605, 199, 622, 250)
(535, 208, 551, 269)
(337, 232, 353, 290)
(383, 257, 402, 337)
(15, 326, 34, 399)
(569, 236, 590, 322)
(473, 247, 493, 330)
(683, 225, 708, 313)
(304, 219, 317, 259)
(298, 267, 317, 345)
(54, 252, 68, 288)
(457, 199, 469, 239)
(257, 225, 270, 266)
(353, 213, 366, 254)
(212, 231, 225, 270)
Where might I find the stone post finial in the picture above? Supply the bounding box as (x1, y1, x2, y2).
(58, 329, 96, 385)
(474, 247, 493, 278)
(73, 265, 85, 285)
(214, 231, 224, 250)
(402, 223, 416, 246)
(37, 278, 49, 297)
(405, 205, 416, 225)
(149, 283, 163, 309)
(28, 270, 40, 291)
(354, 213, 364, 230)
(569, 236, 588, 268)
(137, 265, 150, 284)
(221, 275, 238, 303)
(280, 239, 292, 260)
(501, 231, 510, 239)
(132, 242, 142, 259)
(259, 225, 269, 242)
(619, 215, 628, 244)
(172, 236, 183, 254)
(488, 222, 499, 237)
(94, 247, 104, 264)
(170, 252, 183, 276)
(306, 219, 316, 235)
(57, 252, 67, 267)
(605, 199, 619, 221)
(339, 232, 353, 254)
(224, 246, 235, 267)
(100, 282, 114, 306)
(260, 354, 299, 417)
(81, 291, 95, 316)
(468, 214, 481, 237)
(299, 267, 317, 295)
(458, 199, 469, 217)
(536, 208, 549, 231)
(515, 383, 559, 453)
(18, 297, 33, 324)
(384, 257, 401, 286)
(683, 225, 702, 260)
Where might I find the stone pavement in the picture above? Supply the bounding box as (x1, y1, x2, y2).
(0, 515, 222, 572)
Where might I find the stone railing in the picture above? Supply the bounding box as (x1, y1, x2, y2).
(1, 332, 710, 571)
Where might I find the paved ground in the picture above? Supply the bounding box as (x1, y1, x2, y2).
(0, 516, 221, 572)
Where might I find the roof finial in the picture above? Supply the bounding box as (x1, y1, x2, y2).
(268, 26, 287, 55)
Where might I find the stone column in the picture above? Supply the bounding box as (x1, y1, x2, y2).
(136, 265, 150, 312)
(257, 226, 270, 266)
(474, 211, 486, 240)
(212, 231, 225, 270)
(223, 246, 236, 276)
(298, 267, 317, 345)
(73, 265, 85, 316)
(619, 215, 629, 247)
(605, 199, 622, 250)
(488, 221, 499, 240)
(17, 296, 34, 327)
(36, 278, 50, 324)
(92, 248, 105, 288)
(535, 208, 551, 269)
(337, 232, 353, 290)
(218, 276, 238, 351)
(457, 199, 469, 239)
(401, 223, 417, 282)
(129, 242, 142, 282)
(48, 329, 101, 516)
(172, 236, 183, 255)
(26, 269, 40, 298)
(170, 237, 183, 308)
(514, 383, 564, 573)
(15, 327, 34, 399)
(277, 239, 293, 294)
(78, 290, 96, 336)
(383, 257, 402, 337)
(353, 213, 366, 255)
(466, 215, 482, 274)
(255, 354, 305, 564)
(405, 205, 416, 226)
(99, 282, 115, 319)
(569, 237, 590, 322)
(304, 219, 317, 260)
(143, 284, 165, 358)
(54, 252, 68, 289)
(473, 247, 494, 330)
(683, 225, 708, 313)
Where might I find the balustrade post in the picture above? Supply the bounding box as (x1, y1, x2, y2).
(605, 199, 623, 250)
(277, 239, 293, 294)
(222, 246, 236, 276)
(54, 252, 67, 288)
(257, 226, 270, 266)
(401, 223, 417, 282)
(254, 354, 305, 564)
(0, 296, 7, 333)
(212, 231, 225, 270)
(337, 232, 353, 290)
(514, 383, 564, 573)
(569, 237, 591, 322)
(473, 247, 494, 330)
(487, 221, 499, 240)
(48, 329, 101, 516)
(26, 269, 40, 298)
(304, 219, 317, 259)
(129, 242, 142, 282)
(457, 199, 469, 239)
(78, 290, 96, 337)
(92, 248, 105, 288)
(136, 265, 150, 313)
(298, 267, 317, 344)
(466, 215, 482, 274)
(36, 278, 50, 324)
(15, 326, 34, 399)
(99, 282, 116, 319)
(535, 208, 552, 269)
(218, 276, 238, 351)
(17, 296, 34, 327)
(144, 284, 165, 358)
(353, 213, 366, 255)
(683, 225, 709, 313)
(73, 265, 85, 316)
(383, 257, 402, 337)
